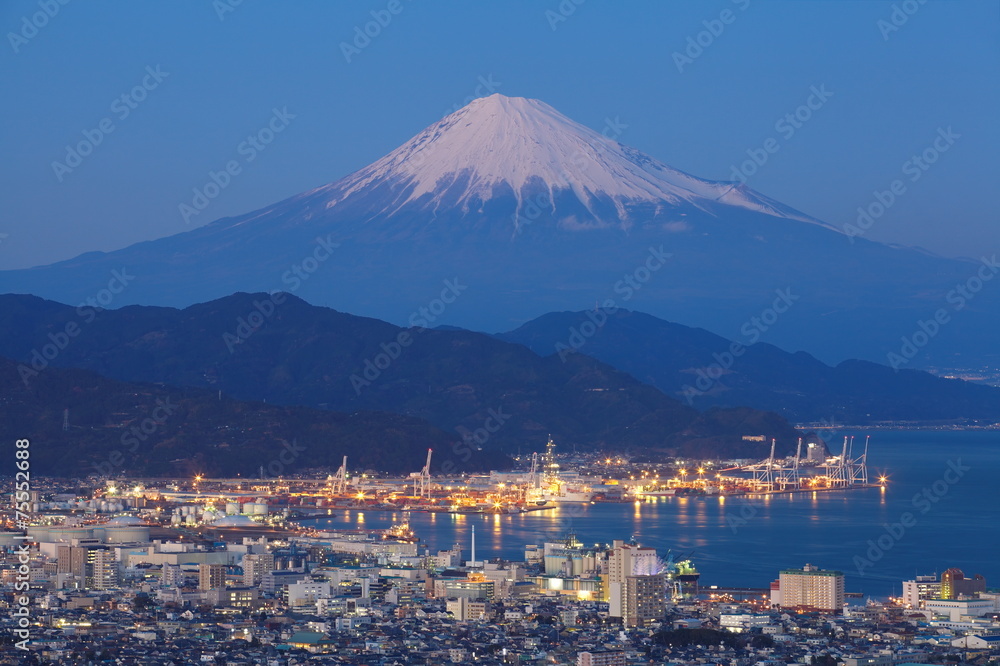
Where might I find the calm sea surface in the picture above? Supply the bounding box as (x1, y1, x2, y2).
(303, 430, 999, 598)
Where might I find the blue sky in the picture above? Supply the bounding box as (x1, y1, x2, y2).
(0, 0, 996, 269)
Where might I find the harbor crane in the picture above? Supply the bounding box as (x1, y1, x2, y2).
(328, 456, 348, 495)
(739, 436, 872, 491)
(409, 449, 433, 498)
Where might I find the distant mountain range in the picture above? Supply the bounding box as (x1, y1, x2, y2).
(0, 293, 800, 461)
(1, 94, 995, 368)
(0, 356, 477, 478)
(497, 310, 1000, 425)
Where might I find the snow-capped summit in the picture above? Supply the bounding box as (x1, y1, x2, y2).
(5, 93, 986, 368)
(298, 93, 824, 235)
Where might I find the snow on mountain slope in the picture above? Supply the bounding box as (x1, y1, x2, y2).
(301, 94, 830, 230)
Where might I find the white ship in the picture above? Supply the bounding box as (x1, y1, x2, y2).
(530, 436, 595, 503)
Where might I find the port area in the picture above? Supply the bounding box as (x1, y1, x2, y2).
(712, 484, 884, 499)
(106, 434, 882, 520)
(286, 502, 558, 518)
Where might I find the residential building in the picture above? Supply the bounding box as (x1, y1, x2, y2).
(924, 598, 994, 622)
(776, 563, 844, 612)
(623, 573, 666, 627)
(198, 563, 225, 591)
(578, 650, 627, 666)
(606, 540, 661, 619)
(446, 596, 490, 621)
(242, 552, 275, 586)
(902, 574, 941, 608)
(56, 544, 119, 590)
(940, 568, 986, 599)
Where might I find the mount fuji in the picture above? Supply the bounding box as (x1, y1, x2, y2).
(2, 94, 995, 367)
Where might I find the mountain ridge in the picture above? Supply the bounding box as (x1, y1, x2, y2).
(1, 94, 995, 368)
(0, 355, 480, 478)
(497, 309, 1000, 425)
(0, 292, 802, 459)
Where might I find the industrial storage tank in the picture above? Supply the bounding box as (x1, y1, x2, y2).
(26, 526, 50, 542)
(226, 502, 240, 515)
(47, 527, 96, 542)
(104, 516, 144, 526)
(101, 526, 151, 543)
(0, 533, 22, 547)
(251, 502, 268, 516)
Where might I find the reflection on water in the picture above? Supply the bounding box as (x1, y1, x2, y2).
(302, 431, 999, 598)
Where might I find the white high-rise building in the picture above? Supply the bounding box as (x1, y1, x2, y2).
(162, 563, 184, 588)
(606, 540, 665, 623)
(776, 563, 844, 612)
(902, 574, 941, 608)
(242, 552, 275, 587)
(91, 549, 120, 590)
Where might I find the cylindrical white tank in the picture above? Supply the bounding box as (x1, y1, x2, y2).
(103, 526, 151, 543)
(26, 526, 50, 542)
(48, 527, 95, 542)
(226, 502, 240, 515)
(252, 502, 268, 516)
